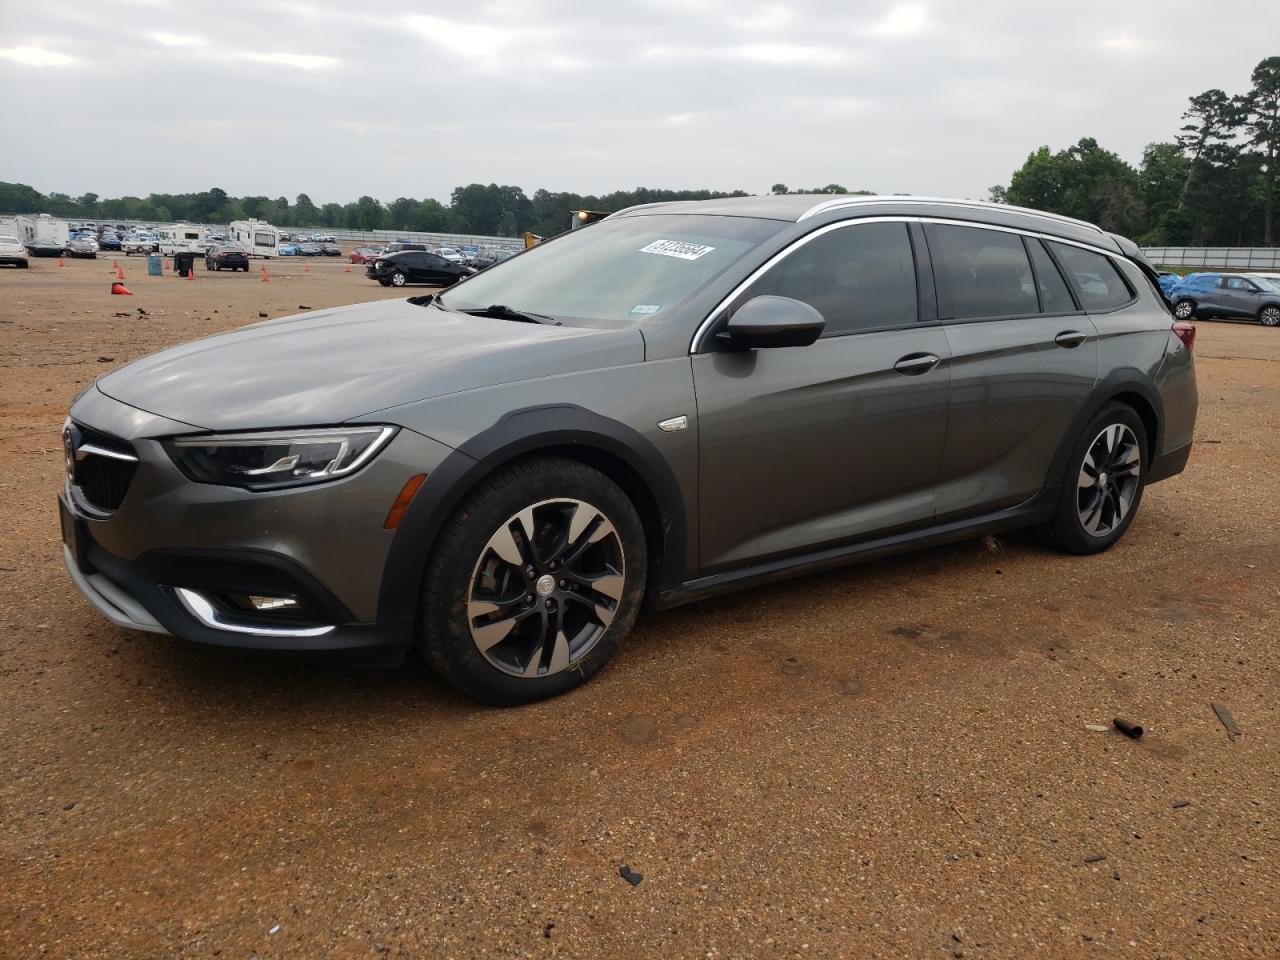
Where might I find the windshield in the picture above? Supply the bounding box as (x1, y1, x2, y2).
(442, 213, 785, 325)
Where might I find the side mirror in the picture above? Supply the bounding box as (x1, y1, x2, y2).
(720, 295, 825, 349)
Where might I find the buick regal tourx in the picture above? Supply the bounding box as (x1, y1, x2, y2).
(60, 196, 1198, 704)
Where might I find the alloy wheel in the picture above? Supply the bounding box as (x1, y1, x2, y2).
(467, 498, 625, 678)
(391, 271, 406, 287)
(1173, 300, 1195, 320)
(1076, 423, 1141, 537)
(1261, 306, 1280, 327)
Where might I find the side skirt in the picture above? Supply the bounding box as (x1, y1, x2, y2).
(656, 489, 1057, 610)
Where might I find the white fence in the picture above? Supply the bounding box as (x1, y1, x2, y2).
(1143, 247, 1280, 270)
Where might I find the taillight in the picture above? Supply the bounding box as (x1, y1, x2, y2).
(1172, 321, 1196, 352)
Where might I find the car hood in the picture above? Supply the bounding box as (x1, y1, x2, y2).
(95, 298, 645, 431)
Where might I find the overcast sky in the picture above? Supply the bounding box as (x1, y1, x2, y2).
(1, 0, 1277, 204)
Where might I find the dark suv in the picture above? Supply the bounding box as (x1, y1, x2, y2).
(366, 250, 474, 287)
(59, 196, 1197, 704)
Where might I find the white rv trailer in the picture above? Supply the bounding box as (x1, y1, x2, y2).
(228, 219, 281, 258)
(156, 223, 206, 256)
(12, 213, 70, 248)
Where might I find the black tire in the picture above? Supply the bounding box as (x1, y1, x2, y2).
(19, 261, 28, 268)
(1260, 304, 1280, 328)
(1172, 298, 1196, 320)
(390, 270, 407, 287)
(417, 457, 647, 705)
(1042, 402, 1148, 555)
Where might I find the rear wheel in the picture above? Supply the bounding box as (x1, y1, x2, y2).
(1043, 403, 1147, 555)
(1173, 298, 1196, 320)
(1260, 305, 1280, 327)
(418, 457, 647, 705)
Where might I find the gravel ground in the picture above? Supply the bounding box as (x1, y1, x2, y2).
(1, 255, 1277, 959)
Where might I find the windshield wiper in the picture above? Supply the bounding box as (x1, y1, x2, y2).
(457, 303, 557, 325)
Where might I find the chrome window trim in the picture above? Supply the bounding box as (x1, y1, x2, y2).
(690, 216, 1134, 354)
(797, 195, 1106, 236)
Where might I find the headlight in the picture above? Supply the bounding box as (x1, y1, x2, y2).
(166, 426, 397, 490)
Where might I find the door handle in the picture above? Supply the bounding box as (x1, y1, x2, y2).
(893, 353, 940, 375)
(1055, 330, 1088, 348)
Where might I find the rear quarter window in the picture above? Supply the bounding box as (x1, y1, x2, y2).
(1048, 242, 1134, 312)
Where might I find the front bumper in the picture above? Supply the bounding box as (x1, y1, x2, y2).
(60, 387, 459, 659)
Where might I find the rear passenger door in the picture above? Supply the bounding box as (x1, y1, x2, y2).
(926, 223, 1100, 519)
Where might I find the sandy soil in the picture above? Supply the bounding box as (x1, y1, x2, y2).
(0, 255, 1277, 959)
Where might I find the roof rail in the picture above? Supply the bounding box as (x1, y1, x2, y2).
(797, 195, 1105, 234)
(605, 201, 676, 219)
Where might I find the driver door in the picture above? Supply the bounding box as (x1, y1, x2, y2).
(692, 220, 950, 574)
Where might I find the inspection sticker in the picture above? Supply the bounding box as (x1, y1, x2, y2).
(638, 239, 716, 261)
(630, 304, 661, 315)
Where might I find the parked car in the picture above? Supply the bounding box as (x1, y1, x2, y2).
(320, 242, 342, 257)
(366, 250, 474, 287)
(66, 236, 99, 258)
(384, 241, 426, 254)
(58, 196, 1197, 705)
(278, 242, 301, 256)
(123, 235, 159, 255)
(297, 242, 322, 256)
(205, 243, 251, 272)
(0, 235, 28, 267)
(433, 246, 466, 264)
(349, 246, 384, 264)
(97, 233, 122, 251)
(26, 239, 65, 257)
(312, 234, 336, 243)
(473, 249, 516, 270)
(1170, 272, 1280, 327)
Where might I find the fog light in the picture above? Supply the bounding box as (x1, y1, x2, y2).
(249, 595, 298, 611)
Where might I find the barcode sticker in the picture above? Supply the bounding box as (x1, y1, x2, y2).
(638, 239, 716, 261)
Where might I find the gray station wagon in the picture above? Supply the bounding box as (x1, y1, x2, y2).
(60, 195, 1198, 704)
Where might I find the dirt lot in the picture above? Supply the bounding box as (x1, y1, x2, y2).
(1, 255, 1277, 959)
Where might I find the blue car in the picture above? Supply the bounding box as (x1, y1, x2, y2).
(1156, 272, 1180, 296)
(277, 243, 300, 256)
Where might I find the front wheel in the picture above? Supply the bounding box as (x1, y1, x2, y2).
(1042, 403, 1147, 555)
(1260, 305, 1280, 328)
(418, 457, 647, 705)
(1173, 298, 1196, 320)
(390, 270, 407, 287)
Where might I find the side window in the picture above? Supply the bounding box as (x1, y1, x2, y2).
(737, 222, 917, 336)
(1046, 242, 1134, 311)
(426, 254, 448, 268)
(1027, 239, 1077, 313)
(1225, 277, 1254, 292)
(931, 224, 1038, 320)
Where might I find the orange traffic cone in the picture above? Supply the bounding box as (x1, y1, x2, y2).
(186, 267, 194, 281)
(111, 281, 133, 295)
(303, 263, 310, 273)
(58, 257, 66, 267)
(261, 266, 269, 283)
(116, 265, 125, 280)
(344, 264, 350, 273)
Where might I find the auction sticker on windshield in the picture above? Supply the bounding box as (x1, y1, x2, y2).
(638, 239, 716, 261)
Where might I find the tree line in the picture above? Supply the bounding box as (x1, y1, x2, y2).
(990, 56, 1280, 246)
(0, 181, 753, 240)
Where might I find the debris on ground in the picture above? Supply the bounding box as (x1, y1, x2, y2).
(96, 356, 113, 363)
(1084, 854, 1106, 863)
(1172, 800, 1191, 809)
(1212, 702, 1240, 741)
(1084, 723, 1110, 732)
(1113, 718, 1143, 739)
(298, 304, 312, 310)
(619, 865, 643, 886)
